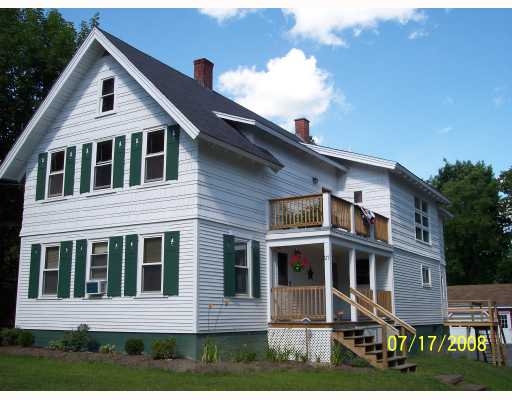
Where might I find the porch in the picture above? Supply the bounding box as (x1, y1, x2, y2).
(268, 241, 394, 324)
(269, 193, 389, 243)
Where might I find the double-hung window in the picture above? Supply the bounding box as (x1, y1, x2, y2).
(421, 265, 431, 287)
(144, 128, 166, 182)
(141, 236, 163, 293)
(42, 245, 60, 296)
(47, 150, 65, 198)
(99, 77, 115, 114)
(89, 241, 108, 281)
(234, 239, 251, 296)
(93, 139, 113, 190)
(415, 197, 430, 243)
(499, 314, 508, 329)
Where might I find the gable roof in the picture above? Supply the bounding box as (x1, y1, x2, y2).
(1, 28, 297, 180)
(306, 143, 450, 205)
(448, 284, 512, 307)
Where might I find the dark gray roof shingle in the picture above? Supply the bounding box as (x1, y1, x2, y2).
(100, 29, 286, 168)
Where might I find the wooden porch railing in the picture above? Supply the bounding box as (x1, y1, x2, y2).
(269, 194, 323, 230)
(269, 193, 389, 243)
(271, 286, 326, 321)
(374, 214, 389, 242)
(331, 195, 351, 230)
(376, 290, 393, 315)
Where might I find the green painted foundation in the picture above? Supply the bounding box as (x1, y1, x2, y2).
(28, 329, 268, 360)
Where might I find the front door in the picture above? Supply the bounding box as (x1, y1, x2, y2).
(277, 252, 288, 286)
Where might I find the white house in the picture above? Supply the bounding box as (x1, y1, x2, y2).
(0, 29, 450, 369)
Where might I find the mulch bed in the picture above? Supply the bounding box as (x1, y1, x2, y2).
(0, 346, 362, 374)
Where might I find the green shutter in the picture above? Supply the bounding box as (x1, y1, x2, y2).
(129, 132, 142, 186)
(35, 153, 47, 200)
(163, 231, 180, 296)
(57, 241, 73, 298)
(73, 239, 87, 298)
(107, 236, 123, 297)
(252, 240, 261, 298)
(64, 146, 76, 196)
(113, 136, 125, 188)
(28, 244, 41, 298)
(80, 143, 92, 193)
(165, 125, 180, 181)
(124, 234, 138, 296)
(223, 235, 235, 297)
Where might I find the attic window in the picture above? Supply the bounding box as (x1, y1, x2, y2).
(99, 77, 115, 114)
(354, 191, 363, 203)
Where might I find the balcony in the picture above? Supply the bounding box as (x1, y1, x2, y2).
(269, 193, 389, 243)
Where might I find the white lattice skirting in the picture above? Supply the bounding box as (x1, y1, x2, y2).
(268, 327, 332, 363)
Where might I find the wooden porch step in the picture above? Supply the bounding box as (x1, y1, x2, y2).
(391, 363, 417, 373)
(355, 340, 378, 347)
(345, 335, 372, 340)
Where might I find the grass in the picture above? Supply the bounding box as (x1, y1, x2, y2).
(0, 352, 511, 390)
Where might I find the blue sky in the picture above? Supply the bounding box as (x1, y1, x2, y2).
(59, 8, 511, 179)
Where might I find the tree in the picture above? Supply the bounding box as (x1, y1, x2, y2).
(0, 9, 99, 327)
(430, 160, 509, 285)
(496, 166, 512, 282)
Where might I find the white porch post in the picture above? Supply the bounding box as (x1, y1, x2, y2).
(369, 253, 377, 312)
(322, 192, 331, 228)
(324, 239, 333, 323)
(349, 247, 357, 322)
(266, 245, 273, 323)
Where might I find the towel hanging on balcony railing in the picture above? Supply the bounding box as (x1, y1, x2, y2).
(360, 206, 376, 225)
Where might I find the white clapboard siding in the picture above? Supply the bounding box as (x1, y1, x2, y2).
(392, 249, 443, 325)
(21, 54, 199, 237)
(389, 175, 442, 260)
(197, 219, 268, 333)
(335, 162, 391, 218)
(16, 220, 197, 333)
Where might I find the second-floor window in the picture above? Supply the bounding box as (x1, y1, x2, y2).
(47, 150, 65, 198)
(414, 197, 430, 243)
(93, 139, 113, 190)
(99, 77, 115, 114)
(144, 129, 166, 183)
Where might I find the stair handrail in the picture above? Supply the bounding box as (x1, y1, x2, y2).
(332, 287, 399, 336)
(350, 287, 416, 336)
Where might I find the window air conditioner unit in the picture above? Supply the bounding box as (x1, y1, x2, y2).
(86, 280, 107, 295)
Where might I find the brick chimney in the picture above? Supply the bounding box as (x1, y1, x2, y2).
(294, 118, 310, 142)
(194, 58, 214, 89)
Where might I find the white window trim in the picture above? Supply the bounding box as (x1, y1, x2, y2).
(234, 238, 252, 298)
(498, 313, 509, 329)
(421, 264, 432, 288)
(91, 138, 115, 191)
(414, 196, 431, 245)
(46, 148, 67, 199)
(86, 239, 109, 297)
(39, 243, 60, 298)
(137, 234, 164, 296)
(142, 126, 167, 184)
(97, 75, 117, 117)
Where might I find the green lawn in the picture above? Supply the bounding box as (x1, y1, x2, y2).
(0, 353, 510, 390)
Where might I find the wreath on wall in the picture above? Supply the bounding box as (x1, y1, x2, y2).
(290, 250, 310, 272)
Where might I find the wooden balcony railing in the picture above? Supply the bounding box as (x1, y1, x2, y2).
(271, 285, 325, 321)
(331, 195, 351, 230)
(269, 194, 323, 230)
(269, 193, 389, 243)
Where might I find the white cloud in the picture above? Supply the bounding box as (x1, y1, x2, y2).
(437, 126, 453, 134)
(199, 8, 256, 23)
(284, 8, 425, 46)
(443, 96, 455, 105)
(493, 85, 509, 107)
(218, 48, 343, 128)
(408, 29, 429, 40)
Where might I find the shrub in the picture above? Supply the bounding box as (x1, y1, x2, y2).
(18, 331, 34, 347)
(48, 340, 65, 351)
(265, 346, 292, 362)
(99, 344, 116, 354)
(151, 338, 177, 360)
(233, 345, 257, 363)
(125, 338, 144, 355)
(62, 324, 92, 352)
(1, 328, 22, 345)
(331, 342, 343, 366)
(201, 338, 218, 363)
